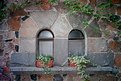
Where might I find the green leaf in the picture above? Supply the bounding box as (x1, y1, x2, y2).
(98, 2, 113, 9)
(118, 31, 121, 35)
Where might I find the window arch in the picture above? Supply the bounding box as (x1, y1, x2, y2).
(37, 29, 54, 56)
(69, 29, 84, 40)
(68, 29, 85, 56)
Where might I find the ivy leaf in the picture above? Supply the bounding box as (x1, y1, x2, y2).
(109, 15, 120, 22)
(117, 21, 121, 30)
(98, 2, 113, 9)
(81, 5, 94, 15)
(118, 31, 121, 35)
(0, 2, 2, 9)
(82, 20, 89, 27)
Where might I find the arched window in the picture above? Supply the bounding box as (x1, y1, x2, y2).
(37, 29, 54, 56)
(68, 29, 85, 56)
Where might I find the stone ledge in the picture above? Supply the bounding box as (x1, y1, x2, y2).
(10, 66, 118, 75)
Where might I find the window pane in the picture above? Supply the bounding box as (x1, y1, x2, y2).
(39, 41, 53, 56)
(39, 31, 53, 38)
(69, 40, 85, 56)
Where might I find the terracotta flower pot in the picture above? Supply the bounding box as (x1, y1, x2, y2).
(35, 59, 54, 68)
(47, 59, 54, 67)
(68, 60, 77, 67)
(35, 60, 44, 68)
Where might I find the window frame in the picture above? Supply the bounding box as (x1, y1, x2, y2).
(36, 29, 54, 57)
(68, 29, 85, 56)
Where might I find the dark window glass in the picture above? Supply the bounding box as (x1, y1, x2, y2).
(69, 29, 84, 40)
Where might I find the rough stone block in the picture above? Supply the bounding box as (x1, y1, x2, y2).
(20, 18, 39, 38)
(87, 52, 114, 67)
(54, 39, 68, 66)
(90, 0, 96, 7)
(117, 7, 121, 15)
(19, 39, 35, 53)
(0, 22, 9, 30)
(10, 53, 35, 66)
(112, 0, 121, 4)
(51, 14, 73, 38)
(63, 74, 82, 81)
(21, 74, 31, 81)
(85, 20, 101, 37)
(66, 14, 84, 29)
(12, 38, 19, 45)
(90, 74, 117, 81)
(114, 54, 121, 68)
(7, 31, 15, 39)
(31, 11, 58, 28)
(38, 74, 53, 81)
(87, 38, 107, 52)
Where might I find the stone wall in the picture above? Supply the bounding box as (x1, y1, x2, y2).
(13, 11, 117, 81)
(0, 0, 121, 81)
(18, 11, 107, 66)
(0, 22, 15, 80)
(14, 74, 118, 81)
(19, 11, 107, 53)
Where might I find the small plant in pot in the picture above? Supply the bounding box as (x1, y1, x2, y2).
(35, 55, 54, 68)
(68, 55, 90, 81)
(68, 55, 90, 67)
(68, 55, 77, 67)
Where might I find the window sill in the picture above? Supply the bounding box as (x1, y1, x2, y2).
(10, 66, 118, 75)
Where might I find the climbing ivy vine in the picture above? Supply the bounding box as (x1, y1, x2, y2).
(64, 0, 121, 39)
(64, 0, 121, 80)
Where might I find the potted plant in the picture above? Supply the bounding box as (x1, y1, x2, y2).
(68, 55, 90, 67)
(35, 55, 54, 68)
(68, 55, 77, 67)
(68, 55, 90, 81)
